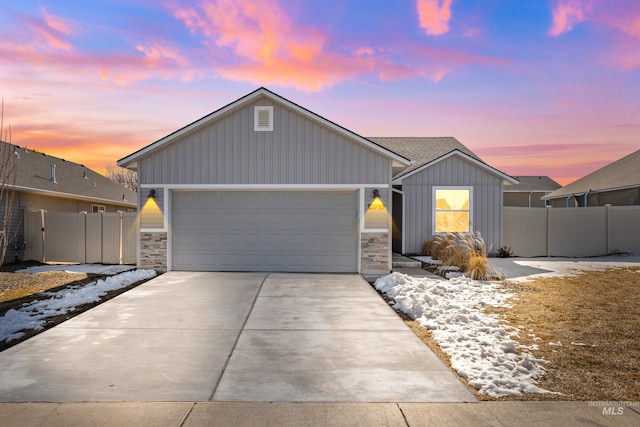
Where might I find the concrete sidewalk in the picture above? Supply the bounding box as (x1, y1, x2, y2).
(1, 401, 638, 426)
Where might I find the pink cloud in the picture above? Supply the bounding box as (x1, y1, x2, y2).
(416, 0, 453, 36)
(1, 8, 196, 86)
(548, 0, 591, 36)
(170, 0, 427, 90)
(20, 7, 76, 51)
(409, 44, 510, 82)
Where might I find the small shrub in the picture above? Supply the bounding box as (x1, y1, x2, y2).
(422, 232, 503, 280)
(497, 246, 513, 258)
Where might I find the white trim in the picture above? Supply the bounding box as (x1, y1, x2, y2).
(118, 88, 411, 169)
(432, 186, 474, 234)
(361, 228, 388, 233)
(393, 150, 518, 185)
(166, 189, 172, 271)
(141, 184, 389, 191)
(254, 106, 273, 131)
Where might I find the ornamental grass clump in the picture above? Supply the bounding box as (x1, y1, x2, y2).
(422, 232, 502, 281)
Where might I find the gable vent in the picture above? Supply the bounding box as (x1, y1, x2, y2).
(254, 106, 273, 131)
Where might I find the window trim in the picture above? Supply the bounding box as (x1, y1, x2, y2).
(432, 186, 473, 234)
(92, 204, 106, 213)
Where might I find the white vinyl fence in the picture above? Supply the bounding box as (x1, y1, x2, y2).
(504, 206, 640, 257)
(23, 210, 137, 264)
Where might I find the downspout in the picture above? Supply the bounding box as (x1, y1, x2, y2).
(566, 194, 572, 208)
(584, 190, 591, 207)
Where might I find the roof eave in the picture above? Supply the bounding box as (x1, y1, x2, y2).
(117, 87, 411, 169)
(542, 183, 640, 200)
(392, 150, 518, 185)
(11, 185, 137, 207)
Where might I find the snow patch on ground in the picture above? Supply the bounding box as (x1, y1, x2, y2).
(413, 256, 442, 265)
(375, 272, 551, 398)
(16, 264, 136, 275)
(492, 254, 640, 282)
(0, 269, 156, 343)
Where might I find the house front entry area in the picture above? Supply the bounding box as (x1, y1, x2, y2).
(171, 191, 359, 273)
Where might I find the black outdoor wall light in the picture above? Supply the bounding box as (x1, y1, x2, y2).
(372, 189, 380, 199)
(148, 189, 156, 199)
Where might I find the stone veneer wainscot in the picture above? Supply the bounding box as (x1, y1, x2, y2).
(361, 232, 389, 274)
(140, 232, 167, 271)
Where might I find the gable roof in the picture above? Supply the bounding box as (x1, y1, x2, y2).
(118, 87, 411, 170)
(1, 141, 136, 207)
(543, 149, 640, 200)
(505, 176, 561, 192)
(368, 137, 517, 184)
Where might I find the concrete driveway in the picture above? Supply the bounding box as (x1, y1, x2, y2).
(0, 272, 475, 403)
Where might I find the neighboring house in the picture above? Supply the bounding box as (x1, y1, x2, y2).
(543, 149, 640, 207)
(370, 137, 517, 254)
(503, 176, 561, 207)
(0, 141, 137, 263)
(118, 88, 516, 274)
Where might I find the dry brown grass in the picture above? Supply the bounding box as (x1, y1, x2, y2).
(395, 266, 640, 401)
(487, 267, 640, 401)
(0, 271, 89, 302)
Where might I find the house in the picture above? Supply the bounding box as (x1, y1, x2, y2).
(118, 88, 516, 274)
(543, 149, 640, 207)
(369, 137, 518, 254)
(0, 140, 137, 263)
(503, 176, 561, 207)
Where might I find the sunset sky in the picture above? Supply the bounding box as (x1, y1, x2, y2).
(1, 0, 638, 185)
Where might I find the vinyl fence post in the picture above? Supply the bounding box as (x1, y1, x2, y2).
(40, 209, 46, 263)
(119, 211, 123, 265)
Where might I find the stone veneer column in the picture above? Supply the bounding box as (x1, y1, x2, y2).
(361, 232, 390, 274)
(140, 232, 167, 272)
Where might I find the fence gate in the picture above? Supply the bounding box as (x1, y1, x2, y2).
(23, 210, 137, 264)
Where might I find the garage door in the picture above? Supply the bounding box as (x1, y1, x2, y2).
(172, 191, 358, 272)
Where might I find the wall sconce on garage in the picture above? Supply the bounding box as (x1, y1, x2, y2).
(368, 189, 385, 210)
(148, 189, 156, 199)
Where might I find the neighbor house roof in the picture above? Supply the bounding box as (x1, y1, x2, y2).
(1, 141, 137, 207)
(118, 87, 411, 170)
(368, 137, 518, 184)
(504, 176, 561, 192)
(543, 149, 640, 200)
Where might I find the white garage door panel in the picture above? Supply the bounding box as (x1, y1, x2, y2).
(172, 191, 358, 272)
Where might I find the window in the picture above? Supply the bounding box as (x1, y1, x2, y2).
(254, 106, 273, 131)
(92, 204, 106, 213)
(433, 187, 472, 233)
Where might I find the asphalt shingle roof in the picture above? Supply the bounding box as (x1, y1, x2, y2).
(508, 176, 561, 192)
(543, 149, 640, 199)
(367, 137, 482, 178)
(2, 141, 137, 206)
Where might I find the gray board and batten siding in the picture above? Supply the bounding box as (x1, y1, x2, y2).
(137, 95, 393, 185)
(401, 154, 504, 254)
